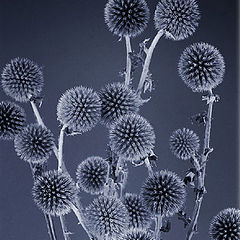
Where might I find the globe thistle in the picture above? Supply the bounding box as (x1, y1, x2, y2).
(178, 42, 225, 92)
(169, 128, 200, 160)
(104, 0, 150, 38)
(99, 82, 141, 126)
(85, 196, 129, 238)
(209, 208, 240, 240)
(57, 86, 102, 133)
(14, 124, 55, 164)
(122, 228, 154, 240)
(1, 58, 44, 102)
(32, 170, 78, 216)
(0, 101, 26, 140)
(141, 170, 186, 216)
(109, 113, 155, 161)
(154, 0, 200, 41)
(124, 193, 152, 229)
(76, 156, 109, 195)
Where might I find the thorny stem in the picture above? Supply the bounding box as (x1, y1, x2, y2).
(137, 30, 164, 95)
(186, 90, 215, 240)
(58, 125, 67, 172)
(125, 35, 132, 86)
(155, 214, 163, 240)
(145, 157, 154, 176)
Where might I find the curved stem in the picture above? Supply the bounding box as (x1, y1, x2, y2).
(125, 35, 132, 86)
(186, 90, 215, 240)
(137, 30, 164, 95)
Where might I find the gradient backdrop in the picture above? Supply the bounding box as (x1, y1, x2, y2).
(0, 0, 238, 239)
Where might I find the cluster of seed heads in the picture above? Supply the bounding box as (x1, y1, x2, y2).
(85, 196, 129, 238)
(141, 170, 186, 216)
(105, 0, 150, 38)
(32, 170, 78, 216)
(1, 57, 44, 102)
(0, 101, 26, 140)
(14, 124, 55, 164)
(76, 156, 109, 195)
(169, 128, 200, 160)
(154, 0, 200, 40)
(109, 113, 155, 161)
(99, 82, 141, 126)
(122, 228, 155, 240)
(209, 208, 240, 240)
(178, 42, 225, 92)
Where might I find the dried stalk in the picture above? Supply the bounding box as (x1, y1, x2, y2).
(125, 35, 132, 86)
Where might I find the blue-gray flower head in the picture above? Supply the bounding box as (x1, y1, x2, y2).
(0, 101, 26, 140)
(105, 0, 150, 38)
(209, 208, 240, 240)
(141, 170, 186, 216)
(32, 170, 78, 216)
(124, 193, 152, 229)
(57, 86, 102, 133)
(1, 58, 44, 102)
(169, 128, 200, 160)
(85, 196, 129, 238)
(122, 228, 154, 240)
(14, 124, 55, 164)
(76, 156, 109, 195)
(109, 113, 155, 161)
(99, 82, 141, 126)
(178, 42, 225, 92)
(154, 0, 200, 41)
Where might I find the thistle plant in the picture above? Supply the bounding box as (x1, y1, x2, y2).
(0, 1, 237, 240)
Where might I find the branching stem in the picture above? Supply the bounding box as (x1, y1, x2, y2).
(125, 35, 132, 86)
(186, 90, 215, 240)
(137, 30, 164, 95)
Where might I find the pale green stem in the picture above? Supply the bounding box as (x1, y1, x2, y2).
(186, 90, 215, 240)
(137, 30, 164, 95)
(155, 214, 163, 240)
(125, 35, 132, 86)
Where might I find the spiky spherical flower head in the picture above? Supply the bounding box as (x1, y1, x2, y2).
(178, 42, 225, 92)
(85, 196, 129, 238)
(14, 124, 55, 164)
(32, 170, 78, 216)
(109, 113, 155, 161)
(57, 86, 101, 133)
(124, 193, 151, 229)
(104, 0, 150, 38)
(154, 0, 200, 41)
(122, 228, 154, 240)
(99, 82, 141, 126)
(76, 156, 109, 195)
(0, 101, 26, 140)
(1, 58, 44, 102)
(141, 170, 186, 216)
(209, 208, 240, 240)
(169, 128, 200, 160)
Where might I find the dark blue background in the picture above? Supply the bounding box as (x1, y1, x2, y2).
(0, 0, 238, 239)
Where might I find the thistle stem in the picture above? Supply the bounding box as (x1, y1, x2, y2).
(186, 90, 215, 240)
(58, 125, 67, 172)
(60, 215, 72, 240)
(137, 30, 164, 95)
(145, 157, 153, 176)
(125, 35, 132, 86)
(155, 214, 163, 240)
(45, 214, 57, 240)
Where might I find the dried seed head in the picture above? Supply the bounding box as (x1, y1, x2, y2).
(169, 128, 200, 160)
(141, 170, 186, 216)
(178, 42, 225, 92)
(14, 124, 55, 164)
(99, 82, 141, 126)
(85, 196, 129, 238)
(109, 113, 155, 161)
(0, 101, 26, 140)
(209, 208, 240, 240)
(1, 58, 44, 102)
(154, 0, 200, 41)
(124, 193, 152, 229)
(122, 228, 154, 240)
(105, 0, 150, 38)
(76, 156, 109, 195)
(57, 86, 102, 133)
(32, 170, 78, 216)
